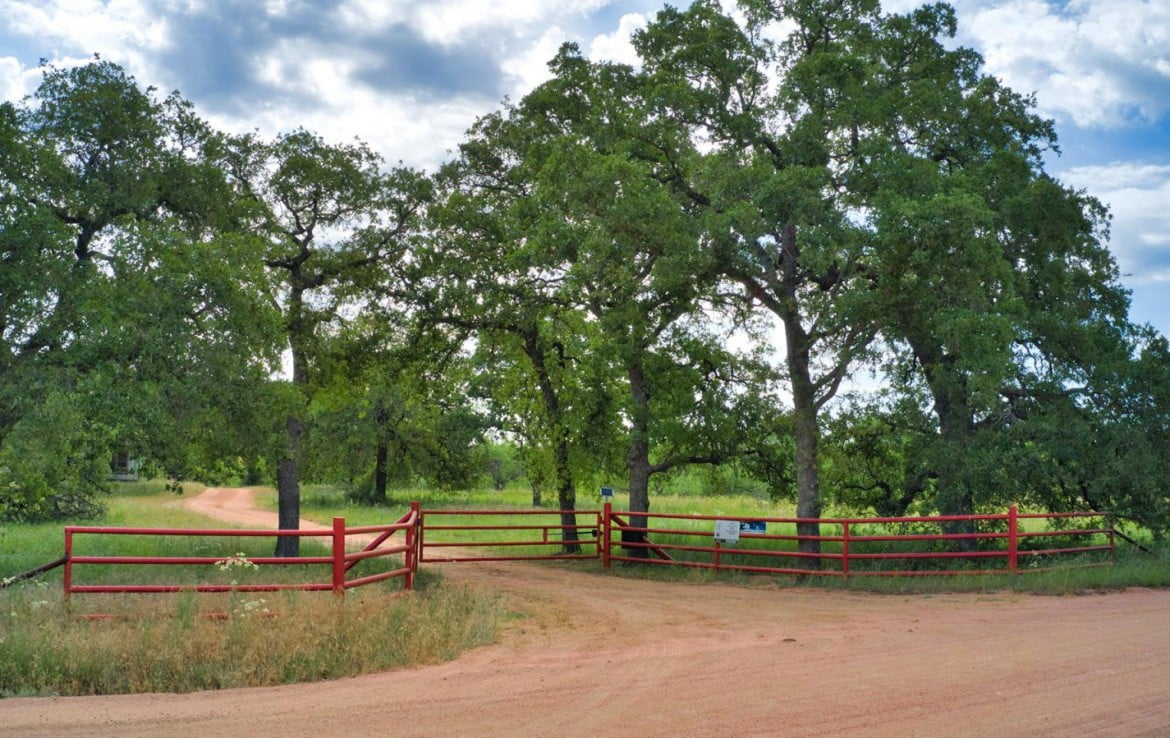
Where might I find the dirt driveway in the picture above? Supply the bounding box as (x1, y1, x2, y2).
(3, 487, 1169, 736)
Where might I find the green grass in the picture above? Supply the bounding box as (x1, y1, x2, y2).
(1, 480, 205, 581)
(0, 480, 506, 696)
(3, 480, 409, 591)
(594, 545, 1170, 593)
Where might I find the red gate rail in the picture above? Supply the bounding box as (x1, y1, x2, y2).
(419, 508, 601, 563)
(600, 504, 1113, 576)
(64, 510, 419, 601)
(53, 501, 1117, 606)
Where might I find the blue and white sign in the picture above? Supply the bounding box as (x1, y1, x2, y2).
(740, 521, 766, 534)
(600, 486, 614, 498)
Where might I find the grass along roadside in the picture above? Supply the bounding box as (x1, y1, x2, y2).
(0, 581, 504, 696)
(592, 543, 1170, 594)
(0, 481, 507, 697)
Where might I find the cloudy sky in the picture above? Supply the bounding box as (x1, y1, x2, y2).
(2, 0, 1167, 339)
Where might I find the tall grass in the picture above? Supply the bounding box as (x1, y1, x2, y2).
(0, 480, 506, 696)
(0, 582, 504, 696)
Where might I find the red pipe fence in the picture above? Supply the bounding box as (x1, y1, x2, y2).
(600, 504, 1115, 576)
(64, 506, 418, 601)
(418, 508, 602, 563)
(59, 503, 1114, 601)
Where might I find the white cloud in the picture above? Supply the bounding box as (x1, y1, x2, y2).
(336, 0, 413, 31)
(0, 0, 173, 103)
(500, 27, 568, 98)
(589, 13, 647, 65)
(0, 0, 168, 60)
(337, 0, 613, 45)
(1061, 161, 1170, 284)
(264, 0, 291, 17)
(0, 57, 31, 101)
(1062, 162, 1170, 192)
(202, 84, 487, 172)
(959, 0, 1170, 128)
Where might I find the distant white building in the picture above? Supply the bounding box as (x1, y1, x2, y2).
(109, 452, 139, 481)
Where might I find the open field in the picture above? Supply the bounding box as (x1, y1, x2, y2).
(3, 486, 1168, 736)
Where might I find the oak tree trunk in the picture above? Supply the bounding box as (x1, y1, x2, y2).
(373, 440, 389, 505)
(780, 224, 823, 569)
(523, 326, 580, 553)
(624, 361, 652, 559)
(911, 333, 978, 553)
(275, 414, 302, 557)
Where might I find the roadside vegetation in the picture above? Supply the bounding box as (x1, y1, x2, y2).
(0, 482, 505, 697)
(595, 544, 1170, 595)
(0, 580, 503, 697)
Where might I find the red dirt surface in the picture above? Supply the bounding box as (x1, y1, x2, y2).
(3, 487, 1169, 736)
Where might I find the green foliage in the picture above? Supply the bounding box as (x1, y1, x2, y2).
(482, 443, 526, 491)
(821, 394, 937, 516)
(0, 391, 111, 521)
(227, 123, 432, 553)
(3, 7, 1167, 541)
(0, 61, 279, 520)
(304, 316, 489, 502)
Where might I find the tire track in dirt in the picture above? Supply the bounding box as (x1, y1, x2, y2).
(3, 487, 1169, 736)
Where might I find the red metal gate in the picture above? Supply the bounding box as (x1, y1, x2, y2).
(418, 508, 602, 562)
(52, 503, 1116, 606)
(599, 504, 1114, 576)
(63, 508, 419, 601)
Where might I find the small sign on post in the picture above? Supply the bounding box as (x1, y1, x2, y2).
(600, 486, 614, 499)
(714, 519, 740, 544)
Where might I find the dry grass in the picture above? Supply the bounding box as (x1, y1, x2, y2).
(0, 480, 507, 697)
(0, 581, 504, 696)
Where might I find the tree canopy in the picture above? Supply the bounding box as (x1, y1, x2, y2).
(3, 2, 1167, 542)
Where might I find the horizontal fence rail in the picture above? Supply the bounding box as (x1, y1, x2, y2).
(418, 508, 602, 563)
(54, 502, 1116, 607)
(600, 504, 1114, 576)
(63, 507, 419, 602)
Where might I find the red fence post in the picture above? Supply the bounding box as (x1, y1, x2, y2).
(1108, 518, 1116, 565)
(408, 501, 420, 590)
(841, 522, 850, 578)
(332, 517, 346, 599)
(63, 528, 73, 602)
(417, 503, 426, 564)
(602, 502, 611, 569)
(1008, 505, 1019, 574)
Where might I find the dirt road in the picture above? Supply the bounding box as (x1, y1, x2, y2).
(4, 487, 1169, 736)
